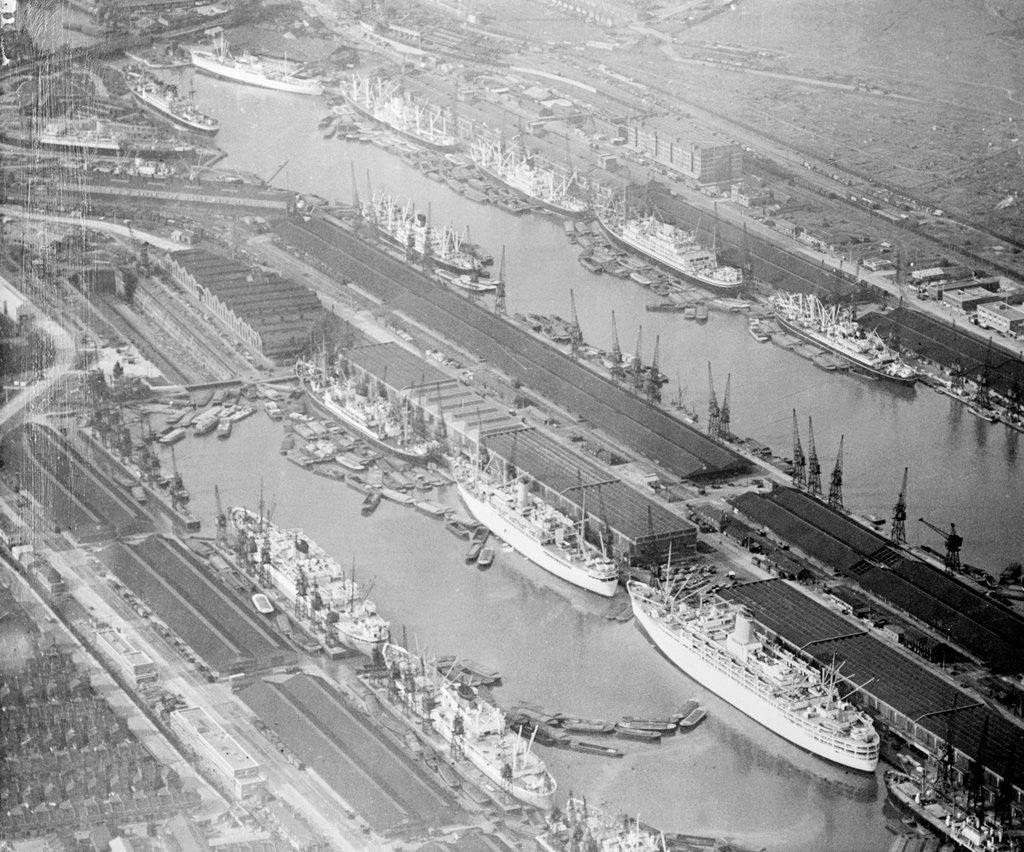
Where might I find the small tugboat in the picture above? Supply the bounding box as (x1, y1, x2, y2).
(361, 491, 381, 516)
(476, 546, 494, 569)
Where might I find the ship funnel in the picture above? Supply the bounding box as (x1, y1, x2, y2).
(516, 479, 529, 509)
(731, 609, 755, 645)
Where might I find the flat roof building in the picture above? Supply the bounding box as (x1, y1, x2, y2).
(95, 628, 157, 684)
(943, 286, 1003, 313)
(976, 302, 1024, 336)
(170, 707, 263, 800)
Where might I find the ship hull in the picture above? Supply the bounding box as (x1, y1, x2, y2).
(474, 162, 589, 219)
(774, 313, 917, 386)
(341, 94, 459, 152)
(301, 379, 430, 464)
(190, 50, 323, 95)
(372, 226, 479, 276)
(629, 585, 878, 772)
(457, 481, 618, 597)
(129, 86, 219, 136)
(595, 216, 745, 295)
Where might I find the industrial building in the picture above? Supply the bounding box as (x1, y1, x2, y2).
(162, 249, 323, 363)
(341, 342, 697, 563)
(170, 706, 263, 800)
(620, 117, 742, 185)
(976, 302, 1024, 336)
(95, 628, 157, 685)
(942, 286, 1004, 313)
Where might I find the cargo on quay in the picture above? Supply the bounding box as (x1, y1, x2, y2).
(595, 205, 745, 295)
(379, 641, 557, 810)
(628, 580, 880, 771)
(296, 358, 435, 463)
(124, 68, 220, 136)
(230, 506, 389, 655)
(469, 136, 588, 218)
(342, 74, 458, 151)
(770, 292, 918, 385)
(364, 190, 484, 277)
(188, 34, 323, 95)
(455, 464, 620, 597)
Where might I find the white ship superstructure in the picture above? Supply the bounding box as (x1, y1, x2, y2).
(538, 795, 664, 852)
(628, 580, 879, 771)
(456, 467, 619, 597)
(470, 137, 588, 218)
(596, 207, 744, 294)
(189, 34, 323, 95)
(770, 292, 918, 385)
(381, 642, 557, 810)
(344, 74, 458, 150)
(365, 191, 482, 276)
(230, 507, 389, 655)
(125, 69, 219, 135)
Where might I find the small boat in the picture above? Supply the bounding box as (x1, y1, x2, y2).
(361, 491, 381, 516)
(252, 593, 274, 615)
(476, 546, 495, 569)
(613, 724, 661, 742)
(216, 418, 232, 439)
(279, 434, 294, 455)
(437, 760, 461, 790)
(749, 318, 771, 342)
(677, 705, 707, 730)
(560, 718, 615, 735)
(444, 518, 476, 539)
(465, 541, 484, 563)
(566, 739, 624, 758)
(695, 303, 709, 323)
(618, 716, 678, 732)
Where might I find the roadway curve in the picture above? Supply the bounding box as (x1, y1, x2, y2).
(274, 216, 749, 480)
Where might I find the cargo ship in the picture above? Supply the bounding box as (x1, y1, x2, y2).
(455, 466, 620, 597)
(188, 34, 323, 95)
(295, 358, 435, 463)
(343, 74, 458, 150)
(885, 769, 1016, 852)
(124, 68, 220, 136)
(595, 206, 744, 295)
(470, 137, 588, 218)
(230, 506, 389, 655)
(380, 642, 556, 810)
(3, 119, 198, 159)
(628, 580, 879, 771)
(537, 795, 663, 852)
(770, 292, 918, 385)
(364, 191, 484, 277)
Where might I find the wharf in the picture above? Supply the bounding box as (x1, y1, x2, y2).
(273, 216, 750, 482)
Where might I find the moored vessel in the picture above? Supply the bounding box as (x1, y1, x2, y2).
(379, 642, 556, 810)
(455, 464, 619, 597)
(470, 136, 588, 218)
(537, 794, 664, 852)
(770, 292, 918, 385)
(627, 579, 879, 771)
(596, 204, 744, 295)
(124, 68, 219, 135)
(296, 358, 435, 463)
(342, 74, 458, 150)
(188, 33, 323, 95)
(231, 506, 389, 655)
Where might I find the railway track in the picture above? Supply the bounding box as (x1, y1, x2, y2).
(274, 216, 748, 481)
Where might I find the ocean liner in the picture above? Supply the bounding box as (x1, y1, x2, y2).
(380, 642, 557, 810)
(470, 137, 588, 218)
(455, 465, 620, 597)
(343, 74, 458, 150)
(595, 206, 744, 295)
(770, 292, 918, 385)
(628, 580, 879, 771)
(124, 68, 219, 135)
(296, 358, 435, 463)
(230, 506, 389, 655)
(364, 191, 484, 277)
(189, 34, 323, 95)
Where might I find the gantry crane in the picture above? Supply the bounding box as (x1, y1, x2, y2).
(827, 435, 844, 510)
(806, 416, 821, 496)
(707, 363, 721, 438)
(918, 518, 963, 571)
(891, 467, 908, 545)
(791, 410, 805, 488)
(214, 484, 227, 546)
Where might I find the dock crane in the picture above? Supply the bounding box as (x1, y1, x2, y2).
(790, 410, 805, 488)
(568, 289, 583, 361)
(608, 311, 625, 383)
(644, 335, 663, 403)
(265, 160, 289, 186)
(630, 326, 645, 393)
(918, 519, 963, 571)
(891, 467, 908, 544)
(719, 374, 731, 439)
(806, 416, 821, 496)
(214, 484, 227, 546)
(827, 435, 844, 510)
(168, 444, 189, 510)
(707, 363, 721, 438)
